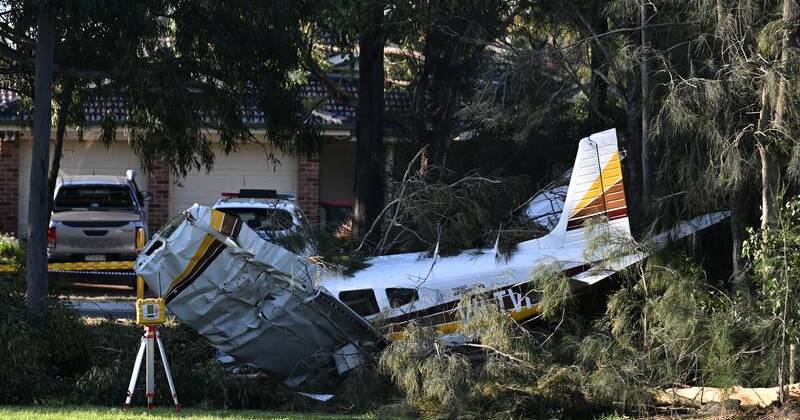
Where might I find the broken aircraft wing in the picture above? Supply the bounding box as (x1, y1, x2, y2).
(135, 205, 385, 385)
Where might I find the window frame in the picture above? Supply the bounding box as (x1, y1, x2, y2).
(338, 288, 381, 317)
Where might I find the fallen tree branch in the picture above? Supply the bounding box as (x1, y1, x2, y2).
(457, 342, 536, 371)
(355, 146, 427, 254)
(655, 384, 800, 408)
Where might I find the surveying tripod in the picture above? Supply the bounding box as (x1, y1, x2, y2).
(122, 275, 181, 412)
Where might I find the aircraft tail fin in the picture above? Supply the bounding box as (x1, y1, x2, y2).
(551, 129, 632, 246)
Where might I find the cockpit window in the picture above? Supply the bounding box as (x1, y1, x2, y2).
(218, 208, 294, 231)
(339, 289, 380, 316)
(157, 214, 185, 240)
(386, 288, 419, 309)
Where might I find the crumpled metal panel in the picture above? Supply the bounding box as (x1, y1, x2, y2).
(135, 204, 384, 385)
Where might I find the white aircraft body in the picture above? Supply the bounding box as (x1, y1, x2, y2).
(135, 129, 728, 384)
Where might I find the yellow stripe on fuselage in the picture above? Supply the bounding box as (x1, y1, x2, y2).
(387, 304, 541, 341)
(165, 210, 226, 294)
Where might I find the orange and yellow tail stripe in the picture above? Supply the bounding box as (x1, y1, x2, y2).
(566, 151, 628, 231)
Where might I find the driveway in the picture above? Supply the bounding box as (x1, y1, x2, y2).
(68, 299, 137, 319)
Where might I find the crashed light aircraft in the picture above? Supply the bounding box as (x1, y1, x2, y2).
(136, 129, 728, 385)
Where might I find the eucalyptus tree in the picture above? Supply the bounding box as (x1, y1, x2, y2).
(0, 0, 319, 316)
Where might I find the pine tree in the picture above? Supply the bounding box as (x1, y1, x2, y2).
(654, 0, 799, 275)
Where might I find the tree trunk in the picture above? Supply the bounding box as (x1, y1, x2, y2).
(383, 141, 395, 222)
(352, 0, 386, 240)
(775, 0, 794, 402)
(729, 185, 748, 288)
(412, 37, 433, 175)
(426, 71, 458, 166)
(640, 0, 650, 210)
(623, 83, 644, 238)
(27, 0, 56, 316)
(411, 17, 466, 169)
(47, 81, 74, 223)
(758, 143, 779, 230)
(588, 2, 609, 132)
(773, 0, 792, 131)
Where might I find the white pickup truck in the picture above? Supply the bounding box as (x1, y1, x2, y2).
(48, 171, 150, 262)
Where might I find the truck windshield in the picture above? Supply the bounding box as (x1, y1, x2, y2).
(54, 185, 135, 211)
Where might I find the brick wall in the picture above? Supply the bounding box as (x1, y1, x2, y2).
(0, 135, 18, 235)
(147, 160, 170, 234)
(297, 154, 320, 228)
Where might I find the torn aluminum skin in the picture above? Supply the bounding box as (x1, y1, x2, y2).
(135, 204, 385, 385)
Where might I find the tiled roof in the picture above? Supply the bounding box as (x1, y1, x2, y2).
(0, 73, 411, 130)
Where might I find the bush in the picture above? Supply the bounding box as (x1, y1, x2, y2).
(379, 294, 594, 419)
(65, 318, 297, 409)
(0, 234, 23, 267)
(0, 285, 299, 409)
(0, 286, 94, 404)
(377, 249, 748, 417)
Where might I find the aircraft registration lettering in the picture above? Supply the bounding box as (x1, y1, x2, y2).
(493, 288, 534, 313)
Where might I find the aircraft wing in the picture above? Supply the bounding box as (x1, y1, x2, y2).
(570, 211, 731, 285)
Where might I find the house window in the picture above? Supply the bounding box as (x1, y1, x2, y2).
(386, 288, 419, 309)
(339, 289, 380, 316)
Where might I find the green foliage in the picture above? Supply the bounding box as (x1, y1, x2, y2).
(651, 0, 800, 224)
(743, 197, 800, 321)
(0, 233, 24, 267)
(65, 319, 295, 409)
(379, 294, 593, 418)
(0, 285, 298, 409)
(379, 323, 478, 417)
(530, 263, 572, 320)
(1, 0, 321, 179)
(738, 195, 800, 386)
(377, 247, 755, 417)
(361, 167, 537, 257)
(329, 361, 399, 413)
(579, 254, 740, 410)
(0, 285, 94, 404)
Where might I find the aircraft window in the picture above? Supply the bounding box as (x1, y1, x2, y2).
(386, 288, 419, 309)
(339, 289, 380, 316)
(157, 214, 186, 240)
(217, 208, 294, 231)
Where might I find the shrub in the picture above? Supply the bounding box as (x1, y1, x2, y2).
(0, 286, 95, 404)
(66, 318, 296, 409)
(0, 234, 23, 267)
(0, 286, 298, 409)
(379, 294, 594, 419)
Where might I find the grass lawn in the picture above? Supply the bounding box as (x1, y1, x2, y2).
(0, 405, 375, 419)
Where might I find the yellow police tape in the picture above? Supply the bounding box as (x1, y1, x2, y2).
(0, 260, 135, 272)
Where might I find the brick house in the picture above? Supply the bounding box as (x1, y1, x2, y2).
(0, 75, 409, 237)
